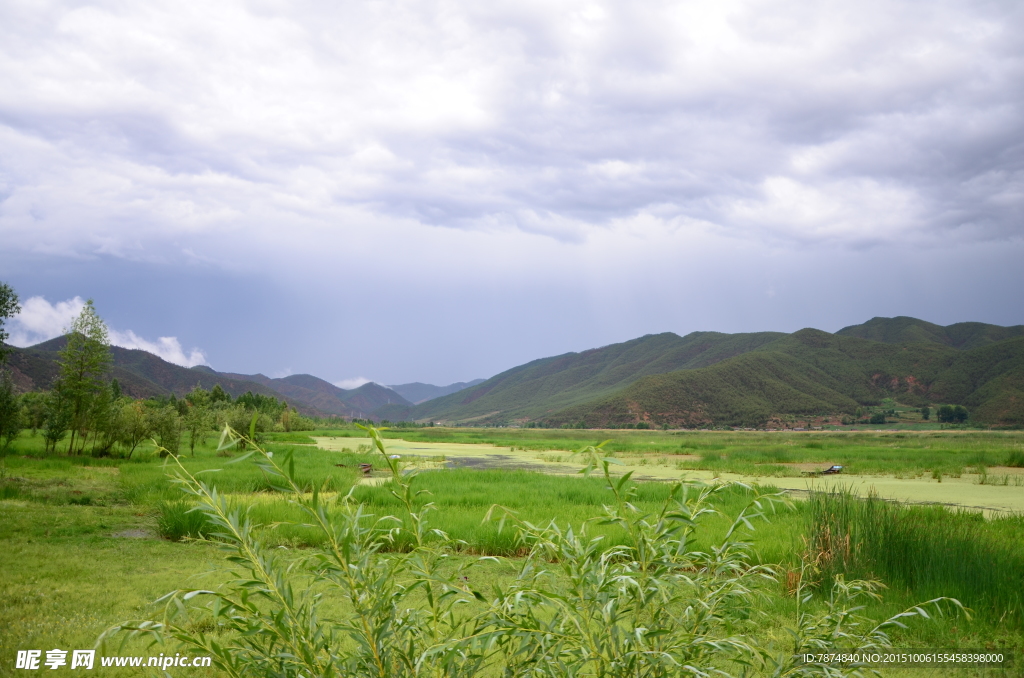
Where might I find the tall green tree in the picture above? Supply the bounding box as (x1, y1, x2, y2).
(183, 386, 212, 455)
(55, 299, 112, 454)
(117, 401, 151, 459)
(209, 384, 231, 404)
(20, 391, 48, 435)
(0, 281, 20, 364)
(89, 385, 116, 455)
(936, 404, 968, 424)
(42, 390, 71, 453)
(0, 370, 21, 452)
(149, 405, 182, 456)
(0, 280, 21, 449)
(952, 405, 968, 423)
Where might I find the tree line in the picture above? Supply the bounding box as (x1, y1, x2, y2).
(0, 284, 315, 457)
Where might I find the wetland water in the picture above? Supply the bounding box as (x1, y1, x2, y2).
(313, 436, 1024, 515)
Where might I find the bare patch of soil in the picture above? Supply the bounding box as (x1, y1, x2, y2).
(111, 529, 154, 539)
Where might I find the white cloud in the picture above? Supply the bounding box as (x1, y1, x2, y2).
(334, 377, 371, 390)
(7, 295, 85, 346)
(108, 329, 209, 368)
(7, 295, 208, 368)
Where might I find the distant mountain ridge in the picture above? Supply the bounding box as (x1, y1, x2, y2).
(387, 380, 486, 404)
(216, 371, 412, 418)
(5, 316, 1021, 427)
(4, 337, 473, 420)
(5, 336, 327, 416)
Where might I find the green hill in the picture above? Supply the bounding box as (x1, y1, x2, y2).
(837, 316, 1024, 349)
(547, 351, 862, 428)
(408, 330, 785, 423)
(405, 320, 1023, 428)
(547, 333, 1024, 428)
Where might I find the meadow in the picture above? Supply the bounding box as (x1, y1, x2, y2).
(2, 426, 1023, 676)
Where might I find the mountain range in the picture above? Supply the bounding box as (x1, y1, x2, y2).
(386, 381, 487, 404)
(4, 316, 1022, 427)
(4, 335, 476, 420)
(396, 317, 1024, 428)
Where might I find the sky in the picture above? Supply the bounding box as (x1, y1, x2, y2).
(2, 0, 1022, 388)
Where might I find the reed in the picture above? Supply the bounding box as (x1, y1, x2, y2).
(807, 488, 1024, 626)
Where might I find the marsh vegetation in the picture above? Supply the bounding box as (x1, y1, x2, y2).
(3, 424, 1024, 676)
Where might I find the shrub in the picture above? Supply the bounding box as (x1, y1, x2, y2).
(937, 405, 969, 424)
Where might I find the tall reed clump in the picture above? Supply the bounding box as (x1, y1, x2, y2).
(156, 498, 213, 541)
(103, 422, 956, 677)
(807, 488, 1022, 626)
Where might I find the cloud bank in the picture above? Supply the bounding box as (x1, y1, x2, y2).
(0, 0, 1020, 263)
(1, 0, 1021, 384)
(8, 296, 208, 368)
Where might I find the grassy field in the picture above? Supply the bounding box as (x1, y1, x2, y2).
(2, 427, 1023, 676)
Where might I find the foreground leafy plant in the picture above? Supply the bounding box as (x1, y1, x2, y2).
(102, 426, 960, 677)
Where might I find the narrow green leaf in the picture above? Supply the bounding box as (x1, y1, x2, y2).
(225, 450, 257, 465)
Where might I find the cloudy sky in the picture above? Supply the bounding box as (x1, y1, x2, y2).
(2, 0, 1022, 387)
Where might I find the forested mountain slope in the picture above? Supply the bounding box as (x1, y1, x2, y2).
(548, 332, 1024, 428)
(406, 330, 785, 422)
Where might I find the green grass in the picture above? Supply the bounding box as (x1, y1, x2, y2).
(3, 427, 1024, 673)
(0, 502, 227, 678)
(151, 467, 803, 559)
(345, 470, 801, 559)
